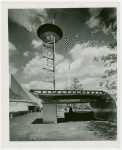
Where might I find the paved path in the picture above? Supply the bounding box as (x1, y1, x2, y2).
(10, 112, 117, 141)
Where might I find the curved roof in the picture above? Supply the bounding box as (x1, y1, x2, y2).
(37, 24, 63, 43)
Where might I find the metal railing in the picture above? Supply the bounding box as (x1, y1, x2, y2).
(30, 90, 107, 95)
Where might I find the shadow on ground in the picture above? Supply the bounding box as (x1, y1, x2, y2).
(31, 117, 105, 124)
(10, 113, 117, 141)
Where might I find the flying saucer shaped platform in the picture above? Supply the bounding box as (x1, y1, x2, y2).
(37, 24, 63, 43)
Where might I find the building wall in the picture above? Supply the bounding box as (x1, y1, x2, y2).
(9, 102, 33, 112)
(9, 74, 42, 112)
(10, 75, 32, 101)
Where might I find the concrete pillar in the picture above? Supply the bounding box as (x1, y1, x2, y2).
(43, 103, 57, 123)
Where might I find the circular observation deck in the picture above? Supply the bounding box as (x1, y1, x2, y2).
(37, 24, 63, 43)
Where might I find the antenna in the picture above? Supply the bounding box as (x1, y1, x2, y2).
(53, 13, 56, 24)
(69, 63, 71, 85)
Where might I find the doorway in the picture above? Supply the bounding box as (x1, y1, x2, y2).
(28, 106, 36, 113)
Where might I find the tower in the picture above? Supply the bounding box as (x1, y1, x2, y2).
(37, 19, 63, 90)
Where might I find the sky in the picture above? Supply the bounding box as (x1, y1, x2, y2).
(8, 8, 117, 90)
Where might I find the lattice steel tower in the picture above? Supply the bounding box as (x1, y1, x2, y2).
(37, 15, 63, 90)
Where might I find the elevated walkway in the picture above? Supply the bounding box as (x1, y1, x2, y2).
(30, 89, 117, 123)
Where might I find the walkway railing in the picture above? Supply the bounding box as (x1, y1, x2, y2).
(30, 90, 107, 95)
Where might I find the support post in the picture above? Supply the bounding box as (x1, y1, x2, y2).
(43, 102, 57, 123)
(53, 37, 55, 90)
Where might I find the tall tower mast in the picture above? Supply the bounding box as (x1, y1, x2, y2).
(69, 63, 71, 84)
(37, 13, 63, 90)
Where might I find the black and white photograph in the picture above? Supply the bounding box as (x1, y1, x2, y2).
(2, 2, 120, 147)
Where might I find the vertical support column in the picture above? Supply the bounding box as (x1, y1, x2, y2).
(43, 103, 57, 123)
(53, 37, 55, 90)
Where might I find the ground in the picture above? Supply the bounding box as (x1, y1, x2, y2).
(10, 112, 117, 141)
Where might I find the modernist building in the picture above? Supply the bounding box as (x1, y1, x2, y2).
(9, 74, 42, 113)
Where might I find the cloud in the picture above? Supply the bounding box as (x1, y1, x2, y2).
(85, 8, 102, 29)
(22, 42, 116, 91)
(22, 80, 53, 90)
(56, 59, 70, 74)
(55, 42, 116, 81)
(33, 51, 42, 57)
(80, 77, 101, 90)
(88, 8, 103, 17)
(9, 63, 18, 75)
(8, 9, 48, 32)
(85, 17, 100, 29)
(85, 8, 117, 39)
(56, 81, 67, 90)
(55, 53, 64, 64)
(22, 40, 115, 90)
(32, 39, 43, 49)
(22, 51, 65, 79)
(69, 42, 111, 60)
(9, 42, 17, 56)
(23, 51, 29, 57)
(22, 77, 101, 91)
(22, 56, 43, 78)
(22, 80, 67, 90)
(56, 59, 83, 74)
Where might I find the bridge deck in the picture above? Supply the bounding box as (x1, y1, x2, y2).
(29, 90, 111, 102)
(30, 89, 107, 95)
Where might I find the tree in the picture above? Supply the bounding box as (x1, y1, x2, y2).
(93, 42, 117, 101)
(64, 77, 83, 90)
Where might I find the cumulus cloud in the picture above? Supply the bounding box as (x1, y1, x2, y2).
(22, 42, 116, 90)
(55, 42, 116, 81)
(22, 80, 53, 90)
(32, 39, 43, 49)
(22, 77, 101, 91)
(23, 51, 29, 57)
(9, 63, 18, 75)
(56, 59, 70, 74)
(22, 50, 65, 79)
(55, 53, 64, 64)
(22, 56, 43, 78)
(22, 41, 113, 90)
(9, 42, 17, 56)
(56, 59, 83, 74)
(22, 80, 66, 90)
(69, 42, 112, 60)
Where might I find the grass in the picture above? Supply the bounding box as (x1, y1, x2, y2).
(86, 121, 117, 140)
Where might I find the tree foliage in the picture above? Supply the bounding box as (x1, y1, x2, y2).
(93, 41, 117, 101)
(64, 77, 83, 90)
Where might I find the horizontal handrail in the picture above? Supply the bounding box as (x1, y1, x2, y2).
(30, 89, 107, 95)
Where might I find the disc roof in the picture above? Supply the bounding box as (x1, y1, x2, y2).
(37, 24, 63, 43)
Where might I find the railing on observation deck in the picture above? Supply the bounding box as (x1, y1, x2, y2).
(30, 90, 107, 95)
